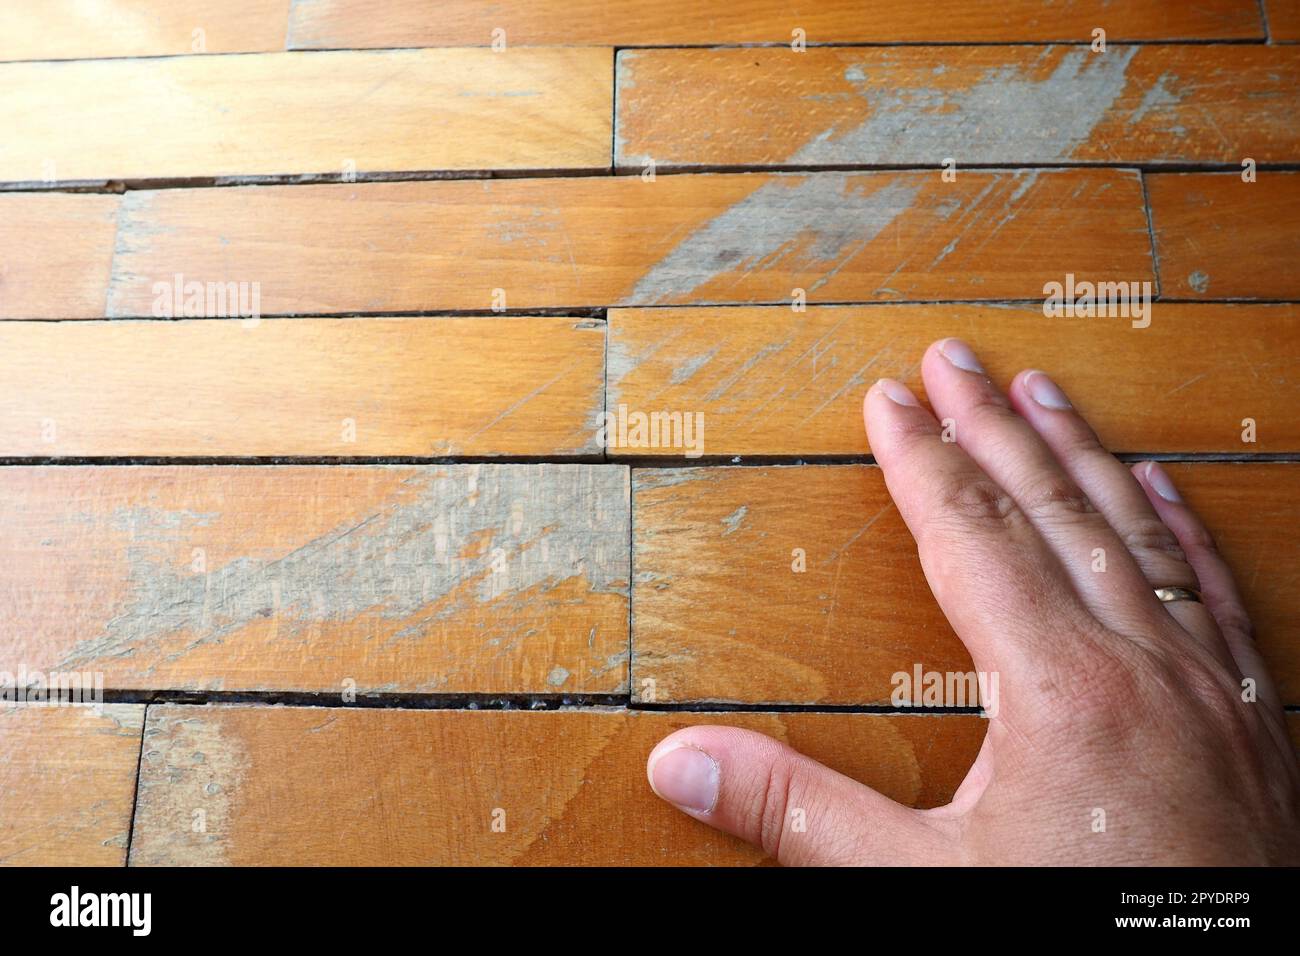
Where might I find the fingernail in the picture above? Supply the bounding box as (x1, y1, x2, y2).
(648, 745, 720, 813)
(1024, 370, 1072, 409)
(938, 338, 985, 373)
(874, 378, 920, 407)
(1145, 462, 1182, 503)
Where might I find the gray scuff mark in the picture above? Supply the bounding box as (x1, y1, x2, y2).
(623, 175, 921, 305)
(1187, 270, 1210, 294)
(704, 339, 792, 402)
(790, 46, 1144, 165)
(720, 506, 749, 536)
(129, 710, 242, 866)
(1127, 72, 1182, 128)
(669, 346, 720, 385)
(57, 465, 630, 673)
(546, 666, 571, 687)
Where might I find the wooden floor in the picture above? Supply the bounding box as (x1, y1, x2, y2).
(1, 1, 1298, 867)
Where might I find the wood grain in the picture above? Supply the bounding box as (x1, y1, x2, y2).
(607, 304, 1299, 457)
(129, 705, 986, 865)
(616, 46, 1300, 168)
(0, 1, 288, 62)
(0, 193, 119, 319)
(0, 317, 604, 456)
(1147, 172, 1300, 300)
(288, 0, 1263, 47)
(0, 465, 630, 695)
(104, 170, 1151, 315)
(0, 48, 611, 184)
(631, 464, 1300, 705)
(1268, 1, 1300, 41)
(0, 704, 144, 866)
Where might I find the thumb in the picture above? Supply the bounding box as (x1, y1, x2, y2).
(646, 726, 956, 866)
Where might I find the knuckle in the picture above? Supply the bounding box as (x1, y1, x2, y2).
(749, 760, 795, 861)
(1016, 476, 1097, 523)
(1119, 516, 1189, 564)
(1178, 523, 1221, 557)
(933, 475, 1020, 529)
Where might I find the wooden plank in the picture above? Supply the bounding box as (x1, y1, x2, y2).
(0, 193, 119, 319)
(0, 48, 612, 184)
(288, 0, 1263, 48)
(631, 464, 1300, 705)
(0, 465, 630, 695)
(0, 317, 604, 456)
(1268, 1, 1300, 41)
(105, 170, 1151, 314)
(616, 46, 1300, 168)
(607, 304, 1300, 457)
(0, 704, 144, 866)
(1147, 172, 1300, 300)
(0, 1, 288, 62)
(129, 705, 985, 864)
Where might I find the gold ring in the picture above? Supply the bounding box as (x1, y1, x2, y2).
(1154, 586, 1202, 604)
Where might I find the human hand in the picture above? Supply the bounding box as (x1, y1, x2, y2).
(644, 338, 1300, 865)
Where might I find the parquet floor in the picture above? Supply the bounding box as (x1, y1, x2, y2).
(1, 1, 1297, 866)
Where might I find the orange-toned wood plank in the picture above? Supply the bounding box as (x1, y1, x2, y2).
(0, 465, 629, 695)
(288, 0, 1262, 47)
(1268, 1, 1300, 41)
(607, 304, 1299, 457)
(1147, 172, 1300, 300)
(631, 464, 1300, 705)
(130, 705, 984, 864)
(616, 46, 1300, 168)
(0, 1, 288, 62)
(0, 704, 144, 866)
(0, 48, 611, 184)
(0, 193, 118, 319)
(0, 318, 603, 456)
(105, 170, 1151, 314)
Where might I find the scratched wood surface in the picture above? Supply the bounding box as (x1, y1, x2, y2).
(615, 46, 1300, 168)
(1147, 172, 1300, 300)
(632, 464, 1300, 705)
(1269, 1, 1300, 41)
(0, 465, 630, 696)
(129, 705, 986, 865)
(607, 304, 1299, 457)
(0, 317, 604, 456)
(0, 704, 145, 866)
(102, 170, 1150, 315)
(0, 1, 289, 62)
(0, 193, 119, 319)
(0, 48, 612, 184)
(287, 0, 1264, 47)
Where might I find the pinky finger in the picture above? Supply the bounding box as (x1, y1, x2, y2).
(1132, 462, 1281, 711)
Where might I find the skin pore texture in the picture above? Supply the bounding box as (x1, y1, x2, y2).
(645, 338, 1300, 866)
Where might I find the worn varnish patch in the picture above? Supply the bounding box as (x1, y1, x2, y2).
(0, 704, 145, 866)
(0, 465, 630, 695)
(632, 464, 1300, 705)
(607, 304, 1300, 457)
(0, 1, 289, 62)
(104, 170, 1149, 313)
(1147, 172, 1300, 300)
(616, 46, 1300, 167)
(0, 47, 611, 183)
(288, 0, 1263, 47)
(0, 317, 604, 456)
(130, 705, 986, 865)
(0, 193, 119, 319)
